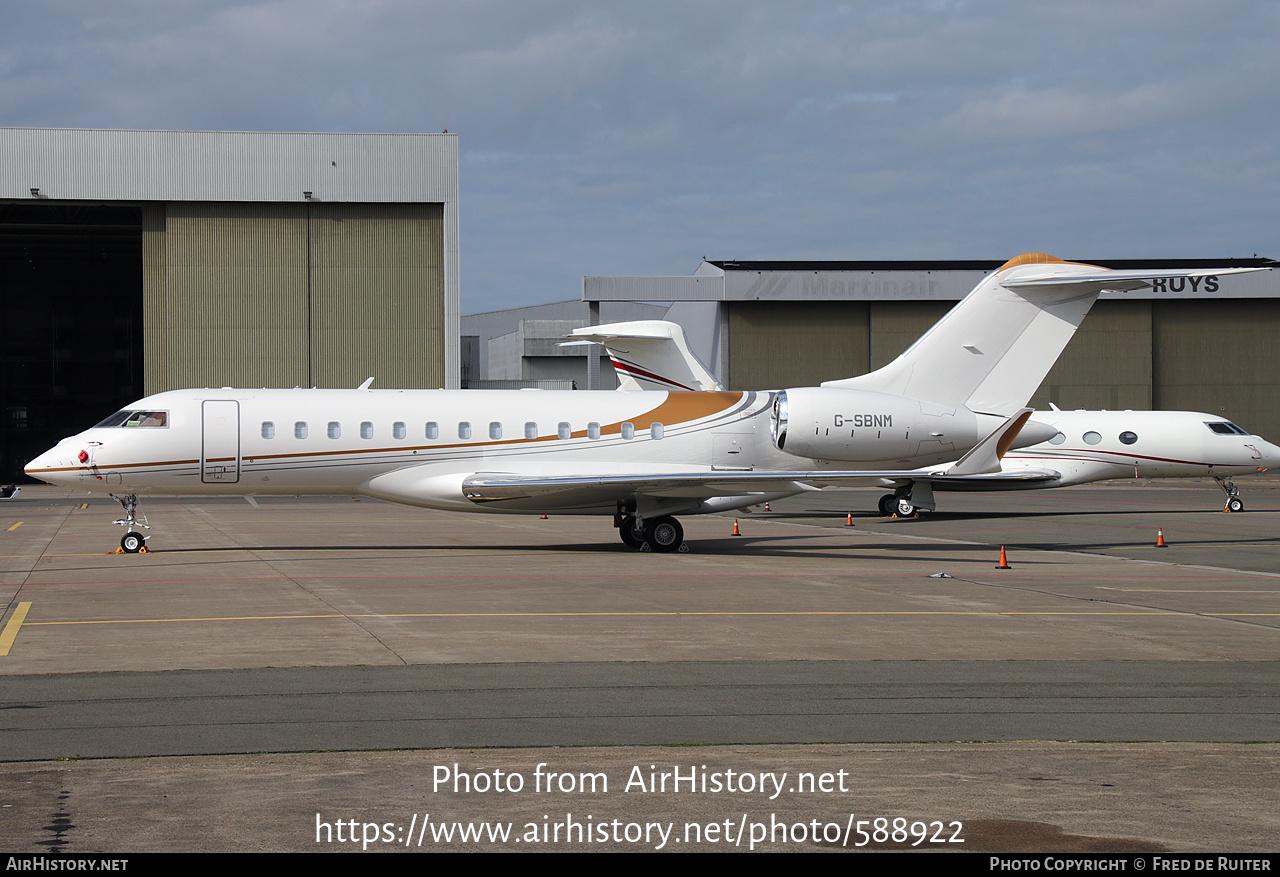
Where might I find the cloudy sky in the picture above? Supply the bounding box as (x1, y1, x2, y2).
(2, 1, 1277, 312)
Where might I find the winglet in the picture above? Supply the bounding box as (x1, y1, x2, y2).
(357, 377, 375, 391)
(945, 408, 1034, 476)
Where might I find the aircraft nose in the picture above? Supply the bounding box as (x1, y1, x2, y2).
(1253, 437, 1280, 471)
(24, 444, 70, 485)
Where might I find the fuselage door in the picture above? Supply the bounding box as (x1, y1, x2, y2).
(201, 400, 240, 483)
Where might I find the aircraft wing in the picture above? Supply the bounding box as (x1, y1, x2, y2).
(875, 469, 1063, 491)
(459, 466, 1062, 504)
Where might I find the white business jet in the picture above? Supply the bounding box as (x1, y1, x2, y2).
(25, 255, 1262, 553)
(876, 407, 1279, 516)
(574, 322, 1279, 516)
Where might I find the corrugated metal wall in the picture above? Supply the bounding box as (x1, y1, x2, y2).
(144, 201, 443, 392)
(727, 302, 869, 389)
(1035, 300, 1153, 412)
(1153, 300, 1280, 439)
(724, 299, 1278, 439)
(309, 202, 445, 388)
(2, 128, 458, 204)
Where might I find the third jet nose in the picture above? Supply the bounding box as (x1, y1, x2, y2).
(1250, 437, 1280, 471)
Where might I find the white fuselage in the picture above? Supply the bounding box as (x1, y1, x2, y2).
(996, 409, 1278, 487)
(26, 387, 1002, 516)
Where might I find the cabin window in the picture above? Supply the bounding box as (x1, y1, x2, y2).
(1082, 431, 1101, 445)
(558, 422, 571, 440)
(489, 422, 502, 440)
(328, 422, 341, 439)
(393, 422, 406, 440)
(621, 422, 635, 440)
(459, 422, 472, 440)
(651, 422, 664, 440)
(587, 422, 601, 440)
(360, 421, 374, 439)
(1119, 431, 1138, 445)
(294, 421, 308, 439)
(525, 422, 538, 440)
(1047, 432, 1065, 445)
(261, 422, 275, 439)
(426, 421, 439, 440)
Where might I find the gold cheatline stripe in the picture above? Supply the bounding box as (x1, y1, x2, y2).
(30, 391, 751, 472)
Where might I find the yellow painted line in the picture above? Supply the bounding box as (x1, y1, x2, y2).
(23, 609, 1280, 628)
(0, 602, 32, 656)
(6, 522, 21, 531)
(1100, 588, 1275, 593)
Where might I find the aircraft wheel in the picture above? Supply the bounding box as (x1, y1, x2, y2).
(120, 532, 145, 553)
(643, 516, 684, 553)
(895, 497, 917, 517)
(878, 494, 897, 517)
(619, 516, 645, 548)
(1227, 497, 1245, 513)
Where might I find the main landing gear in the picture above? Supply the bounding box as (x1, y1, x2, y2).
(878, 493, 918, 517)
(1215, 476, 1246, 513)
(111, 494, 150, 553)
(617, 514, 686, 553)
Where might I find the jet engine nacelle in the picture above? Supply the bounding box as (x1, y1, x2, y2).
(771, 387, 983, 463)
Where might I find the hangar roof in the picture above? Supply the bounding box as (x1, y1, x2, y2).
(585, 255, 1279, 302)
(0, 127, 457, 204)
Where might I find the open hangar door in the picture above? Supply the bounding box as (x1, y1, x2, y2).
(0, 202, 144, 483)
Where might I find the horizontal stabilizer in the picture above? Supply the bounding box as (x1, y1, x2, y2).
(1001, 265, 1262, 294)
(823, 254, 1270, 416)
(564, 320, 723, 391)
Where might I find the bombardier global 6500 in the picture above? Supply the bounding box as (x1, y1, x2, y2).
(24, 255, 1265, 553)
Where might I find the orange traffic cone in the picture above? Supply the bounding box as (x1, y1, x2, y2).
(995, 545, 1011, 569)
(846, 512, 854, 526)
(732, 519, 741, 536)
(763, 502, 770, 512)
(1156, 528, 1167, 548)
(540, 514, 548, 519)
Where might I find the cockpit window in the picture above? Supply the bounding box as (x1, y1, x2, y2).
(93, 410, 133, 428)
(94, 410, 168, 428)
(1206, 422, 1248, 436)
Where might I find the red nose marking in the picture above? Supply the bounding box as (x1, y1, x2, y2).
(78, 450, 89, 464)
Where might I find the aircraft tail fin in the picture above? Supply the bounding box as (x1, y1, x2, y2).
(823, 254, 1264, 416)
(564, 320, 723, 391)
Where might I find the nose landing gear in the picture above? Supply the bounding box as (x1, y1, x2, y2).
(111, 494, 151, 553)
(1214, 476, 1246, 513)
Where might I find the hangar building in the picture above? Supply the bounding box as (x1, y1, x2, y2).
(584, 257, 1280, 440)
(0, 127, 459, 481)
